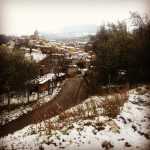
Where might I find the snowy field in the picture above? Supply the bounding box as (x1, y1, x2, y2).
(0, 85, 150, 150)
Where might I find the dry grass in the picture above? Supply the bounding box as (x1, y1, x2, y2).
(136, 85, 150, 95)
(101, 95, 124, 118)
(101, 84, 129, 118)
(29, 83, 129, 135)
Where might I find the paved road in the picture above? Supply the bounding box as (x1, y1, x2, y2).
(0, 77, 88, 137)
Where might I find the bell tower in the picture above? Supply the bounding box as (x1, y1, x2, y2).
(34, 30, 39, 39)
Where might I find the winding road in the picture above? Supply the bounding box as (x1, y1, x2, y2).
(0, 76, 89, 137)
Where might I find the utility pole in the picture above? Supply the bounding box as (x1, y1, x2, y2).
(52, 77, 54, 93)
(48, 80, 50, 95)
(37, 81, 39, 101)
(7, 86, 10, 111)
(108, 40, 111, 89)
(27, 83, 30, 102)
(5, 85, 11, 111)
(74, 79, 83, 105)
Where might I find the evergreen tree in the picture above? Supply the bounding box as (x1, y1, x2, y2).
(86, 12, 150, 89)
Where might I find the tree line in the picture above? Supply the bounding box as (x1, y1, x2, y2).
(85, 12, 150, 89)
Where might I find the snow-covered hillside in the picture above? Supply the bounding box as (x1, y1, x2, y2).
(0, 86, 150, 150)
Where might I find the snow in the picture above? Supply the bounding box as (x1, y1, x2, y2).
(37, 73, 55, 84)
(68, 64, 78, 68)
(0, 85, 150, 150)
(0, 105, 33, 125)
(25, 49, 47, 62)
(80, 69, 88, 75)
(34, 73, 65, 84)
(0, 82, 63, 125)
(0, 93, 37, 107)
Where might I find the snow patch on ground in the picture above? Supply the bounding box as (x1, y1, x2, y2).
(0, 84, 63, 125)
(36, 73, 65, 84)
(25, 49, 47, 62)
(0, 86, 150, 150)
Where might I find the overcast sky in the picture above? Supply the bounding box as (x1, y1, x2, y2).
(0, 0, 150, 35)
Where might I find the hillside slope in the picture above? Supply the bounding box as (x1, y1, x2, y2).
(0, 86, 150, 150)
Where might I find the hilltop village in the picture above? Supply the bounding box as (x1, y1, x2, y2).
(7, 30, 94, 77)
(0, 30, 95, 126)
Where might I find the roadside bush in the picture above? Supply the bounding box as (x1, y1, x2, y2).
(101, 92, 128, 118)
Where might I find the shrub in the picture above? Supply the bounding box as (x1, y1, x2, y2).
(101, 93, 128, 118)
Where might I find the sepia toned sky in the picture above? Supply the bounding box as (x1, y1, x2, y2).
(0, 0, 150, 35)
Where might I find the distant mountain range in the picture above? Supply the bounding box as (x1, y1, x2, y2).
(40, 24, 98, 40)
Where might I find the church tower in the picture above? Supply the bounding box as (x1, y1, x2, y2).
(34, 30, 39, 39)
